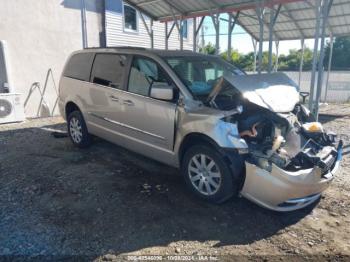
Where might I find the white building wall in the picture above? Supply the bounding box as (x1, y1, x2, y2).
(105, 0, 194, 50)
(0, 0, 104, 118)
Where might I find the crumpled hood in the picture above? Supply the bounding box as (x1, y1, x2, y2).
(225, 72, 300, 113)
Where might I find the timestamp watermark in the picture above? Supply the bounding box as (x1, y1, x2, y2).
(126, 255, 218, 261)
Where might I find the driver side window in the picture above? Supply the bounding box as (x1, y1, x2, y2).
(128, 57, 169, 96)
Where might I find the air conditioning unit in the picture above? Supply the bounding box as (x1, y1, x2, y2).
(0, 93, 25, 124)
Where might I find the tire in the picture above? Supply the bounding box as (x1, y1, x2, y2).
(67, 110, 91, 148)
(181, 144, 240, 204)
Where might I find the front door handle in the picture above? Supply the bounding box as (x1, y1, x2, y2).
(109, 95, 119, 102)
(123, 99, 134, 106)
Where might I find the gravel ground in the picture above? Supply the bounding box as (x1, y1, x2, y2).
(0, 104, 350, 261)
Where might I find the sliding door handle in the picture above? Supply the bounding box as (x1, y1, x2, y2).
(123, 99, 134, 106)
(109, 95, 119, 102)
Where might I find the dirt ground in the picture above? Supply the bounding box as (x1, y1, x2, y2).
(0, 103, 350, 261)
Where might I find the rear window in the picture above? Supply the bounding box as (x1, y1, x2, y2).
(90, 53, 127, 89)
(63, 53, 94, 81)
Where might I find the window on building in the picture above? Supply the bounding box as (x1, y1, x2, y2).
(90, 54, 127, 89)
(123, 4, 138, 32)
(181, 20, 188, 39)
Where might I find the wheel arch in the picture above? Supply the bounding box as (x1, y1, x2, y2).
(178, 132, 246, 190)
(65, 101, 81, 119)
(178, 133, 226, 165)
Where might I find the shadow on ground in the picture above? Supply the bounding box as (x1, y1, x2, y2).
(0, 123, 315, 256)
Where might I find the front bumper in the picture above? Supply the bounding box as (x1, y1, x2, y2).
(240, 142, 342, 212)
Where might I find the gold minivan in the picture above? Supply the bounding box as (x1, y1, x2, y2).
(58, 47, 342, 212)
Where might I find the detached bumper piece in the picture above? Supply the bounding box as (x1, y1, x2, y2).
(286, 139, 343, 176)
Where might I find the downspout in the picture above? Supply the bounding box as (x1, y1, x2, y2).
(81, 0, 88, 48)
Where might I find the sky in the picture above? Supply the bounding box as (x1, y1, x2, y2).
(201, 14, 315, 55)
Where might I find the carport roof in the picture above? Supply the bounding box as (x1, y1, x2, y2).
(124, 0, 350, 40)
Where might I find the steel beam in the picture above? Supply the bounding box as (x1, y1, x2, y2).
(314, 0, 333, 118)
(140, 13, 154, 49)
(227, 13, 233, 61)
(209, 12, 220, 55)
(180, 19, 184, 50)
(274, 40, 279, 72)
(193, 17, 197, 52)
(256, 6, 265, 74)
(268, 9, 275, 73)
(268, 5, 281, 73)
(227, 11, 240, 62)
(195, 16, 205, 36)
(298, 38, 305, 88)
(192, 17, 205, 52)
(165, 22, 168, 50)
(309, 0, 322, 112)
(252, 37, 257, 73)
(81, 0, 88, 48)
(169, 6, 183, 50)
(323, 33, 334, 102)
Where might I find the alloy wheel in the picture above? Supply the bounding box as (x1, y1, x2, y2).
(188, 154, 222, 196)
(69, 117, 83, 144)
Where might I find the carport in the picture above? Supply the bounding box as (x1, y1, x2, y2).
(120, 0, 350, 118)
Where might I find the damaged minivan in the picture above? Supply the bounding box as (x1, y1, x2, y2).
(59, 48, 343, 211)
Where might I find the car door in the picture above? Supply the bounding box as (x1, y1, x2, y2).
(111, 55, 178, 162)
(86, 52, 130, 141)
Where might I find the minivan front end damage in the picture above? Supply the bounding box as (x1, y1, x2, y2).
(209, 73, 343, 211)
(221, 106, 343, 211)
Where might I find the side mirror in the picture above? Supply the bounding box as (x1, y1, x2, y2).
(300, 91, 310, 104)
(150, 82, 174, 101)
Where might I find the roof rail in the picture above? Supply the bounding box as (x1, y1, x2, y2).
(83, 46, 147, 50)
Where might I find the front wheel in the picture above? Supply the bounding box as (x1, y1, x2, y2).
(67, 110, 91, 148)
(181, 144, 239, 203)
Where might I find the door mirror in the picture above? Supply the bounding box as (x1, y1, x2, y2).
(150, 82, 174, 101)
(300, 91, 310, 104)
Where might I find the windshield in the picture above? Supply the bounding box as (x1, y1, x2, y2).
(164, 55, 245, 102)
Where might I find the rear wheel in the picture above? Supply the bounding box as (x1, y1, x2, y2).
(67, 110, 91, 148)
(181, 144, 239, 203)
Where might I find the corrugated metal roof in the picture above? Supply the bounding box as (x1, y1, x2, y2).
(124, 0, 350, 40)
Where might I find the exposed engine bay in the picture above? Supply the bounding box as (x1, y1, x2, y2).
(222, 99, 340, 174)
(209, 77, 341, 175)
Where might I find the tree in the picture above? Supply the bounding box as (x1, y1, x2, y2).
(221, 50, 254, 71)
(221, 50, 276, 72)
(324, 36, 350, 70)
(199, 42, 217, 55)
(277, 48, 313, 71)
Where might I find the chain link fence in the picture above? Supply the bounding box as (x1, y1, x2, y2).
(282, 71, 350, 103)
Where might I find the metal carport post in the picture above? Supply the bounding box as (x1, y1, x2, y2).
(193, 17, 205, 52)
(309, 0, 322, 113)
(314, 0, 333, 119)
(227, 12, 240, 62)
(274, 40, 279, 71)
(268, 5, 281, 73)
(209, 10, 220, 55)
(167, 3, 184, 50)
(298, 38, 305, 88)
(165, 21, 175, 50)
(251, 37, 257, 73)
(140, 13, 154, 49)
(256, 6, 265, 74)
(323, 33, 334, 102)
(80, 0, 88, 48)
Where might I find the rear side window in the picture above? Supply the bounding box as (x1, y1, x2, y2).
(63, 53, 94, 81)
(90, 53, 127, 89)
